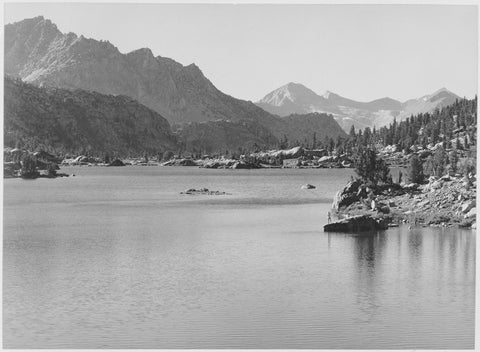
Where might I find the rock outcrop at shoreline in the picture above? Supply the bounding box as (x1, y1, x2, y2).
(332, 174, 477, 229)
(324, 215, 388, 232)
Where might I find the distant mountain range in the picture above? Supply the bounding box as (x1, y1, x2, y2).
(5, 16, 346, 153)
(256, 83, 461, 131)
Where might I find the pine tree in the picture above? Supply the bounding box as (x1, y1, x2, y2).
(354, 148, 390, 186)
(349, 125, 356, 138)
(408, 155, 424, 184)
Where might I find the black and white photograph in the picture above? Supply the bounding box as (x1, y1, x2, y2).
(2, 1, 478, 349)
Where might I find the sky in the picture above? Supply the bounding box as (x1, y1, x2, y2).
(3, 3, 478, 102)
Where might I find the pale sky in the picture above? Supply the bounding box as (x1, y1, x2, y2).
(4, 3, 478, 102)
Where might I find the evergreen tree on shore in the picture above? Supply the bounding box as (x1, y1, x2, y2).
(408, 155, 424, 184)
(354, 147, 390, 186)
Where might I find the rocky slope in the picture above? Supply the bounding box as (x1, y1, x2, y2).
(257, 82, 460, 131)
(332, 175, 476, 229)
(5, 16, 347, 152)
(4, 76, 177, 155)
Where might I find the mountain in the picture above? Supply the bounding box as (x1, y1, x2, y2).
(257, 83, 460, 131)
(5, 16, 347, 153)
(4, 76, 177, 155)
(399, 88, 460, 121)
(176, 119, 278, 154)
(5, 16, 258, 125)
(279, 113, 346, 144)
(176, 112, 346, 154)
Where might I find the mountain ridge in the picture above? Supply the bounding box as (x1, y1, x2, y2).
(5, 16, 347, 153)
(257, 82, 461, 131)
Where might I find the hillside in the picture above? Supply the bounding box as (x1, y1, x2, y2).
(280, 113, 346, 144)
(176, 112, 346, 154)
(4, 76, 178, 155)
(257, 82, 460, 131)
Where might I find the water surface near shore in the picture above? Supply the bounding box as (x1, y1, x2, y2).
(3, 166, 475, 348)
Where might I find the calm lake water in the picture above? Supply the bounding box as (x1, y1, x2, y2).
(3, 166, 475, 349)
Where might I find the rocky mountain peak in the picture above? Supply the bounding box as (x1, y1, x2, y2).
(258, 82, 319, 106)
(322, 90, 333, 99)
(422, 87, 458, 103)
(7, 15, 61, 38)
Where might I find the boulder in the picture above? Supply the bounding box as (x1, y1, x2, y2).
(203, 161, 221, 168)
(232, 161, 260, 169)
(461, 200, 476, 213)
(465, 207, 476, 219)
(108, 159, 125, 166)
(377, 205, 390, 214)
(323, 215, 388, 233)
(344, 179, 362, 194)
(178, 158, 197, 166)
(417, 199, 430, 208)
(331, 179, 363, 210)
(332, 191, 358, 211)
(403, 183, 419, 191)
(282, 146, 304, 158)
(301, 184, 316, 189)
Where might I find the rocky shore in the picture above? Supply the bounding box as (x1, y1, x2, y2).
(330, 174, 477, 231)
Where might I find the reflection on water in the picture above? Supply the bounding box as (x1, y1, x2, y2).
(3, 166, 475, 349)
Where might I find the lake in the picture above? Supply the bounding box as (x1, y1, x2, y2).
(3, 166, 475, 349)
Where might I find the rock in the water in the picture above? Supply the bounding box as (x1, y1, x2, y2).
(301, 184, 316, 189)
(323, 215, 388, 233)
(180, 188, 228, 195)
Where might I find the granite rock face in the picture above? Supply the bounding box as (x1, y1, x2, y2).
(332, 179, 362, 210)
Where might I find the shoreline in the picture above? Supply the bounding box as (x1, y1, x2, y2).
(329, 175, 477, 231)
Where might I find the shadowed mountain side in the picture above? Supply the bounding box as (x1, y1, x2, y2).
(176, 112, 346, 153)
(176, 120, 279, 154)
(4, 76, 178, 155)
(279, 113, 347, 143)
